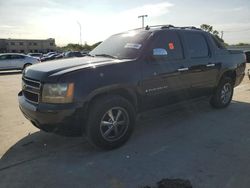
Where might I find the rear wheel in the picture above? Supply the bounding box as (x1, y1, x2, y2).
(86, 95, 136, 150)
(210, 77, 234, 108)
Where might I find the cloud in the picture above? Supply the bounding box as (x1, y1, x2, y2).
(0, 25, 16, 29)
(213, 22, 250, 32)
(103, 2, 174, 35)
(213, 7, 244, 12)
(211, 22, 250, 44)
(0, 1, 175, 45)
(120, 2, 174, 18)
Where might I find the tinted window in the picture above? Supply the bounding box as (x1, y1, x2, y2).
(73, 52, 83, 57)
(29, 53, 42, 57)
(246, 51, 250, 63)
(211, 35, 226, 49)
(0, 55, 12, 60)
(183, 32, 209, 58)
(150, 31, 183, 60)
(11, 55, 25, 59)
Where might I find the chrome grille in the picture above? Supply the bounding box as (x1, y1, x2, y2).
(22, 77, 41, 103)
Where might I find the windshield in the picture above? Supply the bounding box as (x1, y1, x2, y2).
(90, 31, 151, 59)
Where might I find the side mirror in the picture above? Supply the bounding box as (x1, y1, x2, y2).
(152, 48, 168, 61)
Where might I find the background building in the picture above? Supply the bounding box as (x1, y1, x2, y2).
(0, 38, 56, 53)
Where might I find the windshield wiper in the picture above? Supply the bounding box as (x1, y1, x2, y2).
(94, 54, 118, 59)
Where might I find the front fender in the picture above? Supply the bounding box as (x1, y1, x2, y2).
(86, 84, 138, 107)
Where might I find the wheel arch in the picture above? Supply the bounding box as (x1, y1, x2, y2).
(23, 63, 32, 70)
(218, 69, 236, 85)
(84, 86, 138, 116)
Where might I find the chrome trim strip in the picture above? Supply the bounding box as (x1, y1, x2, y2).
(23, 84, 40, 90)
(24, 97, 39, 104)
(24, 89, 40, 95)
(178, 67, 189, 72)
(206, 64, 215, 67)
(22, 77, 41, 103)
(22, 77, 41, 88)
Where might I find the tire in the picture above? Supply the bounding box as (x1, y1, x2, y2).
(210, 77, 234, 109)
(86, 95, 136, 150)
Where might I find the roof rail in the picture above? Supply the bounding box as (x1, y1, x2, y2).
(179, 26, 202, 31)
(127, 25, 203, 32)
(144, 25, 175, 30)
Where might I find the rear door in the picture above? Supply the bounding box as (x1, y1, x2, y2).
(180, 31, 219, 97)
(0, 55, 13, 70)
(140, 30, 191, 109)
(11, 54, 26, 69)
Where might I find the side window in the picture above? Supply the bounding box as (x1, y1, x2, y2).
(211, 35, 226, 49)
(11, 55, 25, 59)
(246, 52, 250, 63)
(0, 55, 5, 61)
(151, 31, 183, 60)
(183, 32, 209, 58)
(0, 55, 6, 60)
(0, 55, 11, 60)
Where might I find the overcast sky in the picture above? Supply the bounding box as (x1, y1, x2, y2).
(0, 0, 249, 45)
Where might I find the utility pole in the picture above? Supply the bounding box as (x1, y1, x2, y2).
(221, 31, 224, 40)
(77, 21, 82, 45)
(138, 15, 148, 28)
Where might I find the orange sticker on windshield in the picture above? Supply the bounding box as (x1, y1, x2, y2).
(169, 42, 174, 50)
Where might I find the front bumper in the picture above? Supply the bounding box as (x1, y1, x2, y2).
(18, 91, 84, 136)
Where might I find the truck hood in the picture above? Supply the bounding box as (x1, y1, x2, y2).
(24, 56, 123, 81)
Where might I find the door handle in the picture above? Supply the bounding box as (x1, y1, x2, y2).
(178, 67, 189, 72)
(206, 63, 215, 67)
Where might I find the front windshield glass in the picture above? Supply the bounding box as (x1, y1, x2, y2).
(90, 31, 151, 59)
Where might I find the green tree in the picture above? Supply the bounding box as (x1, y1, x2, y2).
(200, 24, 225, 44)
(200, 24, 213, 33)
(91, 41, 102, 49)
(236, 43, 250, 46)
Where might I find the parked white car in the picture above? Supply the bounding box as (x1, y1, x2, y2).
(0, 53, 40, 71)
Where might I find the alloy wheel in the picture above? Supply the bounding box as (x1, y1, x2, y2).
(100, 107, 129, 142)
(221, 83, 232, 104)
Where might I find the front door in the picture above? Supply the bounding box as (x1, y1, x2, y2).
(0, 55, 13, 70)
(140, 30, 191, 110)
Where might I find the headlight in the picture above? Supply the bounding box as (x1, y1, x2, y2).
(42, 83, 74, 104)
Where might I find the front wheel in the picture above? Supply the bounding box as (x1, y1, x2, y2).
(210, 77, 234, 108)
(86, 95, 136, 150)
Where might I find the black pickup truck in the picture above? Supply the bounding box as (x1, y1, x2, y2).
(19, 25, 246, 149)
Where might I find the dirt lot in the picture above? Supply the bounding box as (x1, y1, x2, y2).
(0, 66, 250, 188)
